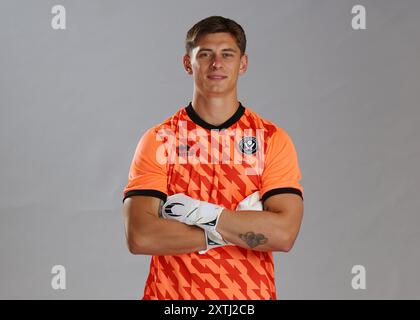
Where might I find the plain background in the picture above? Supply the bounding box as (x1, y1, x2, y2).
(1, 0, 419, 299)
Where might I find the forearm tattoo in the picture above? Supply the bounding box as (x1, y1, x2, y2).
(239, 232, 268, 248)
(158, 199, 164, 218)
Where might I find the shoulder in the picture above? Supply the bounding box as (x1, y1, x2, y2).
(141, 105, 187, 139)
(242, 106, 291, 142)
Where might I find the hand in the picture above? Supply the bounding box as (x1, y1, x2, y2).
(198, 229, 230, 255)
(162, 192, 263, 254)
(200, 191, 263, 254)
(162, 193, 225, 237)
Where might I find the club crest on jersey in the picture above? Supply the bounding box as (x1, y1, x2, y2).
(238, 136, 258, 155)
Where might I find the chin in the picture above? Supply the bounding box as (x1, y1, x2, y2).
(207, 89, 228, 95)
(207, 84, 229, 91)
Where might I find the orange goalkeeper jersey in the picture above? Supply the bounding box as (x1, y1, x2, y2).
(123, 102, 304, 300)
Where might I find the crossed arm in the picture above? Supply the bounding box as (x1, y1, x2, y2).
(122, 193, 303, 256)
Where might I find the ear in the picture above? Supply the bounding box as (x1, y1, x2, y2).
(238, 53, 248, 76)
(183, 54, 193, 75)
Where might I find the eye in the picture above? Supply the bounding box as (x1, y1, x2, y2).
(223, 53, 234, 58)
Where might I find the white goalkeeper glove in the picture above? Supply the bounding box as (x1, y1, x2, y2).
(199, 229, 230, 254)
(162, 193, 225, 238)
(162, 192, 263, 254)
(236, 191, 263, 211)
(199, 191, 264, 254)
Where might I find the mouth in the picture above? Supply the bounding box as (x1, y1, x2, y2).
(207, 75, 227, 80)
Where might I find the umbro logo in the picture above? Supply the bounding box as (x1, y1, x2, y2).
(178, 144, 192, 157)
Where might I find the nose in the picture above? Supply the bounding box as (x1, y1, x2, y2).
(211, 54, 223, 69)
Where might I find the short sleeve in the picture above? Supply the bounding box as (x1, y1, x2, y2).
(260, 128, 304, 202)
(123, 127, 168, 203)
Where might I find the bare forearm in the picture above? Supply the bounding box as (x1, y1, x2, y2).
(217, 209, 294, 252)
(129, 216, 206, 256)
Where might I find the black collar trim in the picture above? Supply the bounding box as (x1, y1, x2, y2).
(185, 102, 245, 130)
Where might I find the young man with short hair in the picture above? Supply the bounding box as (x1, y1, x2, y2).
(123, 16, 304, 300)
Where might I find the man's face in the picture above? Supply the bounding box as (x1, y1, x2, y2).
(184, 32, 248, 97)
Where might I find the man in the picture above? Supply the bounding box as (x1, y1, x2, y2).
(122, 16, 304, 300)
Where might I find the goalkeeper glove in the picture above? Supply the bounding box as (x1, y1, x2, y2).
(236, 190, 263, 211)
(199, 191, 264, 254)
(199, 229, 230, 254)
(162, 192, 263, 254)
(162, 193, 225, 239)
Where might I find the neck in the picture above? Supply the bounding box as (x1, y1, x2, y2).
(191, 92, 240, 127)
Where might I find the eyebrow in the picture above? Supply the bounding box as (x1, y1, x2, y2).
(197, 48, 237, 53)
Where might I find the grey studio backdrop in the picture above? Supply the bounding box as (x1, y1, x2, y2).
(0, 0, 419, 299)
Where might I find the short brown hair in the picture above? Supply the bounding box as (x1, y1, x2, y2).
(185, 16, 247, 56)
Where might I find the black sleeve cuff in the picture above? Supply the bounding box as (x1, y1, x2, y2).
(123, 189, 168, 203)
(262, 187, 303, 203)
